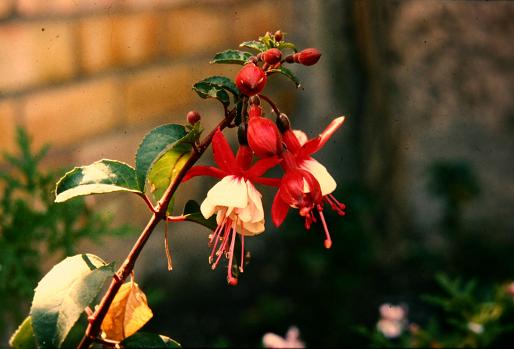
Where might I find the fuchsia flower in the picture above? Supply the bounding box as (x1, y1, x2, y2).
(184, 129, 280, 285)
(272, 116, 346, 248)
(247, 104, 282, 158)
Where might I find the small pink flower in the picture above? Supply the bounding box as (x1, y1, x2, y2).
(377, 303, 408, 339)
(262, 326, 305, 349)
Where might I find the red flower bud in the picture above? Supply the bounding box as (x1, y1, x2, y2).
(235, 63, 267, 96)
(186, 110, 201, 124)
(247, 116, 282, 158)
(274, 30, 283, 42)
(295, 48, 321, 66)
(261, 48, 282, 65)
(248, 104, 262, 119)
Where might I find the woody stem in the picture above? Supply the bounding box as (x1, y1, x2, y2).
(258, 94, 281, 117)
(77, 107, 237, 349)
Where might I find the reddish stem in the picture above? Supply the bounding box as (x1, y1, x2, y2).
(77, 108, 236, 349)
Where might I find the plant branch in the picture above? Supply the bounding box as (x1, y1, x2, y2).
(258, 94, 281, 117)
(77, 108, 236, 349)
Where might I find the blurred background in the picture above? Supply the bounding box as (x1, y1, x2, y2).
(1, 0, 514, 347)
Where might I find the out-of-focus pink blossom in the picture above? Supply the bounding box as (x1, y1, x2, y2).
(377, 303, 408, 339)
(262, 326, 305, 348)
(506, 282, 514, 296)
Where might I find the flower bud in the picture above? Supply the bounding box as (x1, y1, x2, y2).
(186, 110, 201, 124)
(274, 30, 283, 42)
(235, 63, 267, 96)
(261, 48, 282, 65)
(295, 48, 321, 66)
(247, 116, 282, 158)
(276, 113, 291, 133)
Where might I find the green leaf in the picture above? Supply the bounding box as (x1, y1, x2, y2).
(258, 32, 275, 49)
(192, 81, 230, 107)
(30, 254, 114, 349)
(210, 49, 252, 65)
(182, 200, 217, 230)
(55, 160, 142, 203)
(121, 332, 181, 348)
(9, 317, 36, 349)
(195, 76, 239, 97)
(277, 41, 298, 53)
(136, 124, 192, 192)
(239, 40, 267, 52)
(146, 122, 201, 202)
(268, 66, 301, 88)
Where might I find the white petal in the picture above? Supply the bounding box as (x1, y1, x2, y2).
(300, 158, 337, 195)
(205, 175, 248, 209)
(241, 220, 265, 236)
(293, 130, 308, 146)
(200, 196, 217, 219)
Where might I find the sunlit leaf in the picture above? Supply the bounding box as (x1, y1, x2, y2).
(55, 160, 142, 203)
(268, 66, 301, 88)
(30, 254, 114, 348)
(101, 281, 153, 341)
(121, 332, 181, 348)
(146, 122, 202, 202)
(182, 200, 216, 230)
(277, 41, 298, 52)
(9, 317, 36, 349)
(239, 40, 267, 52)
(136, 124, 194, 193)
(210, 49, 252, 65)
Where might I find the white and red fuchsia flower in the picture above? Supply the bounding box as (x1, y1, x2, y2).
(184, 129, 280, 285)
(271, 115, 346, 249)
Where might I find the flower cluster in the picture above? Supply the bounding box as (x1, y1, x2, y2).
(185, 32, 346, 284)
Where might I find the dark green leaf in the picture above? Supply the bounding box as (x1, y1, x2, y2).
(182, 200, 217, 230)
(195, 76, 239, 97)
(30, 254, 114, 348)
(9, 317, 36, 349)
(192, 82, 230, 107)
(268, 66, 301, 88)
(55, 160, 141, 203)
(121, 332, 181, 348)
(210, 49, 252, 65)
(135, 124, 190, 192)
(239, 40, 267, 52)
(147, 122, 202, 202)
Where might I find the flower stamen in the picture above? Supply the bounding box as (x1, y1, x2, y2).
(317, 204, 332, 249)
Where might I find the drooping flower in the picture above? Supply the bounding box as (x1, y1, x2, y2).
(272, 116, 346, 248)
(184, 129, 280, 285)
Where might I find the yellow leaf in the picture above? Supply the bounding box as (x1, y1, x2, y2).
(101, 281, 153, 341)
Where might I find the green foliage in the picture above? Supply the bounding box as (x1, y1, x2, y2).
(209, 49, 253, 65)
(181, 200, 217, 230)
(55, 160, 142, 203)
(268, 66, 301, 87)
(9, 317, 36, 349)
(363, 274, 514, 348)
(239, 40, 267, 52)
(121, 332, 181, 348)
(193, 76, 240, 107)
(30, 254, 114, 348)
(0, 128, 130, 338)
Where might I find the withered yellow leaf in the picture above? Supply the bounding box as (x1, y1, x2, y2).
(101, 281, 153, 341)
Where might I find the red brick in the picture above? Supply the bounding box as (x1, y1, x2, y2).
(0, 21, 76, 92)
(0, 0, 13, 18)
(78, 13, 163, 74)
(16, 0, 118, 16)
(232, 1, 293, 44)
(0, 99, 19, 154)
(163, 6, 232, 57)
(23, 77, 123, 149)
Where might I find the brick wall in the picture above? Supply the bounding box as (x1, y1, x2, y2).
(0, 0, 295, 166)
